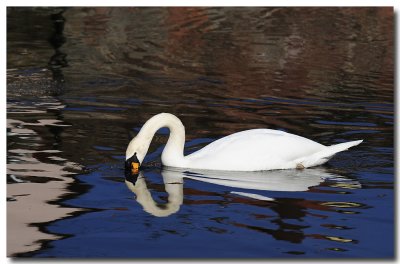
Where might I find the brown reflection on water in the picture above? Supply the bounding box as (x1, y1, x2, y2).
(56, 7, 393, 140)
(12, 7, 390, 150)
(7, 99, 84, 256)
(59, 7, 392, 97)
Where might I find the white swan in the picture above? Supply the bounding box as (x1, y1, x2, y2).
(126, 113, 362, 172)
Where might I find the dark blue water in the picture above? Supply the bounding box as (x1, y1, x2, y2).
(7, 7, 394, 258)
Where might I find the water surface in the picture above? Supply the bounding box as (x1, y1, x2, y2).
(7, 7, 394, 258)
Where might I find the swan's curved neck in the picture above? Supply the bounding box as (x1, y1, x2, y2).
(128, 113, 186, 167)
(125, 171, 184, 217)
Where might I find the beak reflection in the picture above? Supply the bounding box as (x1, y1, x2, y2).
(125, 170, 139, 185)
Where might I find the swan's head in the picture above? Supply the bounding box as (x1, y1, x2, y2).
(126, 135, 148, 171)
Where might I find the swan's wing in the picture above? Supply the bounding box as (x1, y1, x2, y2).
(185, 129, 325, 171)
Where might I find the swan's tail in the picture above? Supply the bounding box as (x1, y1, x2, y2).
(326, 140, 363, 154)
(296, 140, 363, 168)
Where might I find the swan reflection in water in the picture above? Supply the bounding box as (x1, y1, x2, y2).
(124, 167, 361, 217)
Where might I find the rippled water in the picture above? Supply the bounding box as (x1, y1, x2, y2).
(7, 7, 394, 258)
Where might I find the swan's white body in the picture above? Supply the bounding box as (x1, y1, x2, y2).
(126, 113, 362, 171)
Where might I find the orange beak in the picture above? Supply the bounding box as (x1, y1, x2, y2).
(131, 162, 140, 174)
